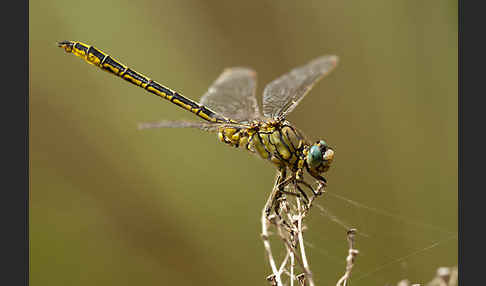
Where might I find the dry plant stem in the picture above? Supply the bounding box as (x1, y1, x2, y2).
(262, 171, 324, 286)
(262, 172, 287, 286)
(296, 198, 315, 286)
(268, 198, 316, 285)
(336, 229, 359, 286)
(272, 205, 308, 275)
(261, 209, 283, 286)
(448, 266, 458, 286)
(425, 266, 458, 286)
(297, 273, 307, 286)
(266, 274, 277, 286)
(279, 197, 314, 285)
(290, 251, 295, 286)
(278, 251, 291, 276)
(276, 227, 308, 276)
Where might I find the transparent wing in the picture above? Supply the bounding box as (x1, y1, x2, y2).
(138, 120, 222, 132)
(200, 67, 261, 121)
(262, 55, 338, 119)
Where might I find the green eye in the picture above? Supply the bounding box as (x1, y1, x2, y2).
(307, 145, 323, 168)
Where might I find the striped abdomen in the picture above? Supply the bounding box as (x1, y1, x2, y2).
(218, 122, 306, 170)
(58, 41, 227, 124)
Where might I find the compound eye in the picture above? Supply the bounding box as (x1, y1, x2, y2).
(307, 145, 323, 168)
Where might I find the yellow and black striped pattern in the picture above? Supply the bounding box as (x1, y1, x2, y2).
(58, 41, 228, 124)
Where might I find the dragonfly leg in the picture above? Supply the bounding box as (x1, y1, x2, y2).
(310, 174, 327, 195)
(277, 187, 309, 206)
(264, 168, 287, 218)
(295, 179, 324, 197)
(295, 184, 310, 204)
(272, 174, 298, 215)
(276, 183, 311, 212)
(276, 176, 295, 190)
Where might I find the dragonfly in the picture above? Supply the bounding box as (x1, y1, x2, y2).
(58, 41, 338, 215)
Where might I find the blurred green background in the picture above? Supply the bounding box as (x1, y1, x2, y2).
(30, 0, 457, 285)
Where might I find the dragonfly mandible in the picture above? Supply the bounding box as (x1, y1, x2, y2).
(58, 41, 338, 215)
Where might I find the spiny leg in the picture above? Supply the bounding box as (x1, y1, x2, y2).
(276, 182, 310, 206)
(309, 174, 327, 195)
(276, 176, 295, 190)
(296, 179, 325, 196)
(295, 184, 310, 204)
(273, 173, 300, 217)
(264, 168, 287, 218)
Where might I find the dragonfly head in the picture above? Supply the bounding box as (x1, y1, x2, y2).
(306, 140, 334, 173)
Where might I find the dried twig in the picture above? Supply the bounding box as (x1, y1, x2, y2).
(262, 212, 283, 285)
(336, 228, 359, 286)
(296, 197, 315, 284)
(425, 266, 458, 286)
(261, 171, 362, 286)
(391, 265, 458, 286)
(261, 177, 327, 286)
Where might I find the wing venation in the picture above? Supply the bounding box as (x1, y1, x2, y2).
(262, 55, 338, 119)
(200, 67, 261, 121)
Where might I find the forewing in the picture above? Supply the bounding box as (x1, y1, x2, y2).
(200, 67, 261, 121)
(262, 55, 338, 119)
(138, 120, 222, 132)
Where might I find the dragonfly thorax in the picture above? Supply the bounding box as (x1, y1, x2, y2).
(218, 121, 318, 171)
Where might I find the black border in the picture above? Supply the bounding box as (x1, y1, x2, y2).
(1, 0, 29, 284)
(459, 0, 484, 284)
